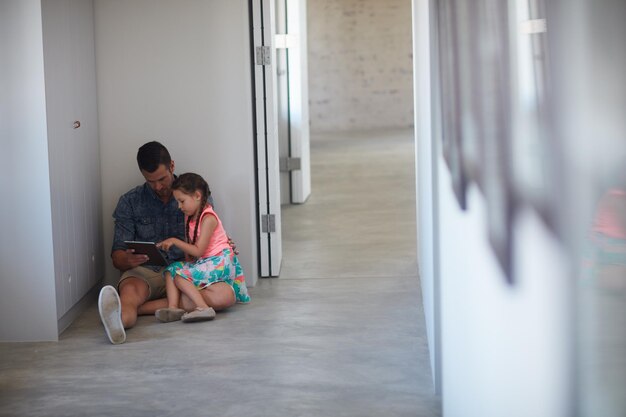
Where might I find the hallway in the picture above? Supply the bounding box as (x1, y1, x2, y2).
(281, 129, 418, 280)
(0, 130, 440, 417)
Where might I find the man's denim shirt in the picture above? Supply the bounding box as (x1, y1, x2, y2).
(112, 183, 185, 268)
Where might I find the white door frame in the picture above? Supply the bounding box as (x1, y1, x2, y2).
(414, 0, 441, 394)
(275, 0, 311, 204)
(251, 0, 283, 277)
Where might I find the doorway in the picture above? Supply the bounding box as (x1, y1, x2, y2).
(280, 129, 418, 280)
(277, 0, 418, 281)
(251, 0, 418, 280)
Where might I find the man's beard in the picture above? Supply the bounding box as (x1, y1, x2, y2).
(157, 189, 171, 199)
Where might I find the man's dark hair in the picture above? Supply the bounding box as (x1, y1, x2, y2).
(136, 141, 171, 173)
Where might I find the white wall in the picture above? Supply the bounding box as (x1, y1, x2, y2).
(42, 0, 103, 322)
(307, 0, 414, 133)
(438, 170, 570, 417)
(0, 0, 59, 341)
(94, 0, 258, 286)
(413, 0, 572, 414)
(413, 0, 439, 392)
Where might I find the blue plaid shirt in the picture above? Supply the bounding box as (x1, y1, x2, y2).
(112, 182, 186, 267)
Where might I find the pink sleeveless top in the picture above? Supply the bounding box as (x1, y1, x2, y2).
(188, 205, 230, 258)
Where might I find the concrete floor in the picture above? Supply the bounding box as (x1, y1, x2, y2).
(0, 129, 441, 417)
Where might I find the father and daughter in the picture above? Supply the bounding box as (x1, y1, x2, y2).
(98, 141, 250, 344)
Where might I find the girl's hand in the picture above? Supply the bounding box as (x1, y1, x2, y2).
(157, 238, 178, 251)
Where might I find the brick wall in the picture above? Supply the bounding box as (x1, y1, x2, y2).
(307, 0, 414, 133)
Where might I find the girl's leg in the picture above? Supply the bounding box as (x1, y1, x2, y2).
(199, 282, 236, 311)
(174, 277, 218, 323)
(154, 272, 185, 323)
(174, 276, 210, 309)
(179, 283, 235, 312)
(164, 271, 181, 308)
(172, 253, 237, 321)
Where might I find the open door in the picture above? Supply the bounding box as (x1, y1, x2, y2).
(251, 0, 283, 276)
(275, 0, 311, 204)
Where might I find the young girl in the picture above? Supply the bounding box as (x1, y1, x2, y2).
(155, 173, 250, 323)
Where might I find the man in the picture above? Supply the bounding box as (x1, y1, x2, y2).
(98, 141, 234, 344)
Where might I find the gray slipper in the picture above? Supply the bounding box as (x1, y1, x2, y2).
(155, 308, 185, 323)
(98, 285, 126, 344)
(181, 307, 216, 323)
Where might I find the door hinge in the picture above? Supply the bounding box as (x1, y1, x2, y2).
(280, 157, 301, 172)
(255, 46, 271, 66)
(261, 214, 276, 233)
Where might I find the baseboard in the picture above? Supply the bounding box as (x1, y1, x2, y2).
(57, 282, 101, 335)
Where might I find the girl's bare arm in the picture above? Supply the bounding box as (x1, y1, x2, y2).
(157, 215, 217, 258)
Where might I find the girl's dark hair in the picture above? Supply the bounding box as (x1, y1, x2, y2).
(172, 173, 211, 245)
(137, 141, 171, 173)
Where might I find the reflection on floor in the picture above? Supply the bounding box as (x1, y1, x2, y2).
(0, 129, 440, 417)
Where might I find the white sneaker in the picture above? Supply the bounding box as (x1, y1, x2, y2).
(98, 285, 126, 344)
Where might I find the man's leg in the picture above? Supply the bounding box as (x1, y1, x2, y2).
(98, 267, 166, 344)
(118, 277, 150, 328)
(137, 297, 168, 315)
(98, 277, 147, 345)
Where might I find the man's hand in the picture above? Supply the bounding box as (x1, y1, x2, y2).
(112, 249, 149, 272)
(227, 236, 239, 255)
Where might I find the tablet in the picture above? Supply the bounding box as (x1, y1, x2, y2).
(124, 241, 168, 266)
